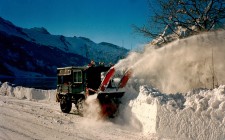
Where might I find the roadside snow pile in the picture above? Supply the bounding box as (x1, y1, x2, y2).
(129, 85, 225, 139)
(0, 82, 56, 101)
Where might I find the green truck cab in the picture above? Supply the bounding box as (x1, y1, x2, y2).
(56, 66, 111, 113)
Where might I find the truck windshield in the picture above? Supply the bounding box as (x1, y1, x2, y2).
(74, 70, 82, 83)
(58, 75, 72, 84)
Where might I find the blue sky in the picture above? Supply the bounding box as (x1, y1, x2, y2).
(0, 0, 152, 49)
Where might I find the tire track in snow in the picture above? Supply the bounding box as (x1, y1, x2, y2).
(0, 127, 11, 140)
(0, 95, 152, 140)
(0, 97, 92, 139)
(0, 125, 35, 140)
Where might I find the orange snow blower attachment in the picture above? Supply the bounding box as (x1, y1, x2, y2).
(118, 69, 132, 88)
(98, 66, 115, 92)
(96, 66, 131, 101)
(96, 67, 132, 117)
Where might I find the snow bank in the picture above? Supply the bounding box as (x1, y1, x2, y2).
(0, 82, 56, 101)
(127, 85, 225, 139)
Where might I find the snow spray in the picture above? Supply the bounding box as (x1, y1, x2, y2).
(115, 30, 225, 93)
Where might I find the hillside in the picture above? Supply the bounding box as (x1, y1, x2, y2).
(0, 17, 128, 77)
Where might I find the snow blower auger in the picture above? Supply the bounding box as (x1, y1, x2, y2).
(56, 65, 132, 118)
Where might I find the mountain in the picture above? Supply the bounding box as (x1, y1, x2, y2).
(0, 17, 128, 77)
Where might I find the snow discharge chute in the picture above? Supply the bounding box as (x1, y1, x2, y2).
(98, 66, 115, 92)
(118, 69, 132, 88)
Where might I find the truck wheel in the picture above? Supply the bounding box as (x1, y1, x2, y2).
(60, 96, 72, 113)
(76, 98, 85, 115)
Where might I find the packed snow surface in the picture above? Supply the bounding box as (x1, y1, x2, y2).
(0, 82, 149, 140)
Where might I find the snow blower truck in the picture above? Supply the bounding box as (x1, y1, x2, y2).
(56, 65, 132, 117)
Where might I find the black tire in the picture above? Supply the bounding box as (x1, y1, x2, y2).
(60, 96, 72, 113)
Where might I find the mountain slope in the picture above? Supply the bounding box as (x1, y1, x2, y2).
(0, 31, 89, 77)
(0, 17, 128, 77)
(0, 17, 128, 63)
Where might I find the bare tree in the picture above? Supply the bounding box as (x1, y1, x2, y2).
(134, 0, 225, 45)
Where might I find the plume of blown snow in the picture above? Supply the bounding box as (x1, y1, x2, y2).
(115, 31, 225, 93)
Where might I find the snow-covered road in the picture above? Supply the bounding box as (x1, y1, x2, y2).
(0, 94, 151, 140)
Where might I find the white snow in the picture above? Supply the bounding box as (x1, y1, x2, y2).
(128, 85, 225, 139)
(0, 82, 56, 101)
(0, 82, 151, 140)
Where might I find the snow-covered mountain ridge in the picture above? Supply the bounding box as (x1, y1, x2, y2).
(0, 17, 128, 77)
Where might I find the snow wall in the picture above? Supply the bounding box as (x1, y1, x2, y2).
(125, 85, 225, 140)
(0, 82, 56, 101)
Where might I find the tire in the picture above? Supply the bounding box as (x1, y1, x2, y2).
(76, 98, 85, 115)
(60, 95, 72, 113)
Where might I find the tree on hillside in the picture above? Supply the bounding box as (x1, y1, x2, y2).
(134, 0, 225, 46)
